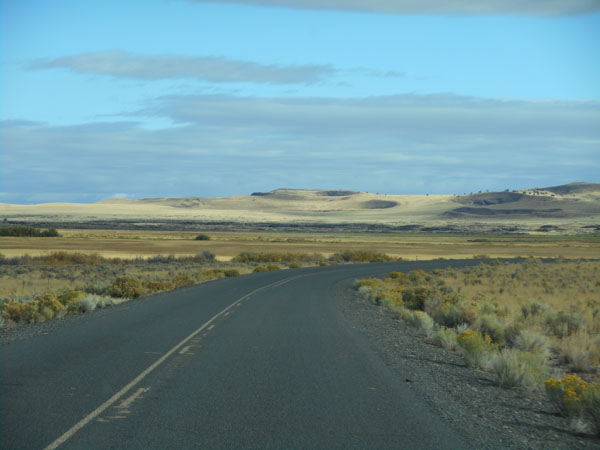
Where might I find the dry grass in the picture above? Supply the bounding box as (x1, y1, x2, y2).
(1, 229, 598, 262)
(0, 261, 252, 300)
(356, 259, 600, 434)
(358, 259, 600, 371)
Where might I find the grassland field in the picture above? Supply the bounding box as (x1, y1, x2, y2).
(2, 228, 599, 261)
(1, 228, 598, 300)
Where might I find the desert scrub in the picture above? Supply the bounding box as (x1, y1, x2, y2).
(513, 329, 551, 360)
(477, 313, 507, 344)
(490, 349, 548, 391)
(0, 251, 216, 266)
(233, 251, 323, 264)
(406, 310, 435, 337)
(582, 384, 600, 436)
(0, 290, 117, 324)
(545, 373, 600, 434)
(560, 333, 600, 372)
(1, 294, 65, 323)
(0, 225, 60, 237)
(2, 301, 29, 323)
(252, 264, 280, 273)
(70, 294, 116, 313)
(222, 269, 240, 277)
(356, 261, 600, 437)
(329, 250, 397, 263)
(431, 327, 458, 350)
(456, 329, 498, 369)
(0, 252, 254, 329)
(108, 276, 147, 299)
(357, 259, 600, 374)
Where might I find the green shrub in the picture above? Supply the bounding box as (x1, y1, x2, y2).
(108, 276, 146, 298)
(561, 334, 599, 372)
(581, 385, 600, 436)
(32, 294, 64, 319)
(402, 287, 432, 311)
(3, 301, 28, 322)
(408, 269, 427, 283)
(329, 250, 394, 263)
(173, 272, 195, 287)
(289, 262, 301, 269)
(429, 302, 469, 328)
(406, 310, 434, 337)
(233, 251, 322, 263)
(375, 289, 403, 307)
(545, 311, 583, 337)
(0, 226, 60, 237)
(222, 269, 240, 277)
(478, 313, 506, 344)
(431, 327, 458, 350)
(513, 330, 550, 359)
(67, 294, 115, 314)
(83, 282, 109, 295)
(521, 301, 546, 321)
(490, 349, 546, 391)
(0, 297, 10, 311)
(199, 269, 223, 280)
(388, 271, 407, 281)
(192, 251, 216, 263)
(253, 266, 268, 273)
(143, 280, 175, 293)
(456, 329, 498, 368)
(194, 233, 210, 241)
(266, 264, 280, 271)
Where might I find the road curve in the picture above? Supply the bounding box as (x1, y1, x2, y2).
(2, 261, 482, 449)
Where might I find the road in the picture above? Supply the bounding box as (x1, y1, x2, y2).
(2, 261, 480, 449)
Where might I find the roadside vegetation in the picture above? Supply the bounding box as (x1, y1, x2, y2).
(0, 249, 397, 329)
(356, 258, 600, 436)
(0, 225, 60, 237)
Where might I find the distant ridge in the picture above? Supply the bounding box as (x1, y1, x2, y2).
(541, 182, 599, 195)
(1, 183, 598, 235)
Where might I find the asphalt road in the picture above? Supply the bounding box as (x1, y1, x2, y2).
(2, 261, 482, 449)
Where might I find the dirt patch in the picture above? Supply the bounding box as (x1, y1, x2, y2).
(446, 207, 563, 217)
(318, 190, 359, 197)
(360, 200, 398, 209)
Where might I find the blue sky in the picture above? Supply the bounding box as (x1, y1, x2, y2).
(1, 0, 599, 203)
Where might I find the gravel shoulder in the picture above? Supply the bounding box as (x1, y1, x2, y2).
(334, 279, 599, 449)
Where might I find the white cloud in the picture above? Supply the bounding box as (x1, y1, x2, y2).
(2, 93, 598, 202)
(27, 50, 335, 85)
(144, 94, 600, 140)
(188, 0, 600, 16)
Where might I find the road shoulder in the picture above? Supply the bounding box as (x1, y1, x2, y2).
(334, 279, 598, 450)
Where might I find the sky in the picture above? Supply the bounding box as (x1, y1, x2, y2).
(1, 0, 599, 203)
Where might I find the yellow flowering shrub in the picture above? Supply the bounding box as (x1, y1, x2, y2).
(456, 329, 498, 368)
(545, 373, 588, 415)
(34, 294, 64, 312)
(3, 301, 28, 322)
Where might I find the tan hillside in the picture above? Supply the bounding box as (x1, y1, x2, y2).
(1, 183, 599, 234)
